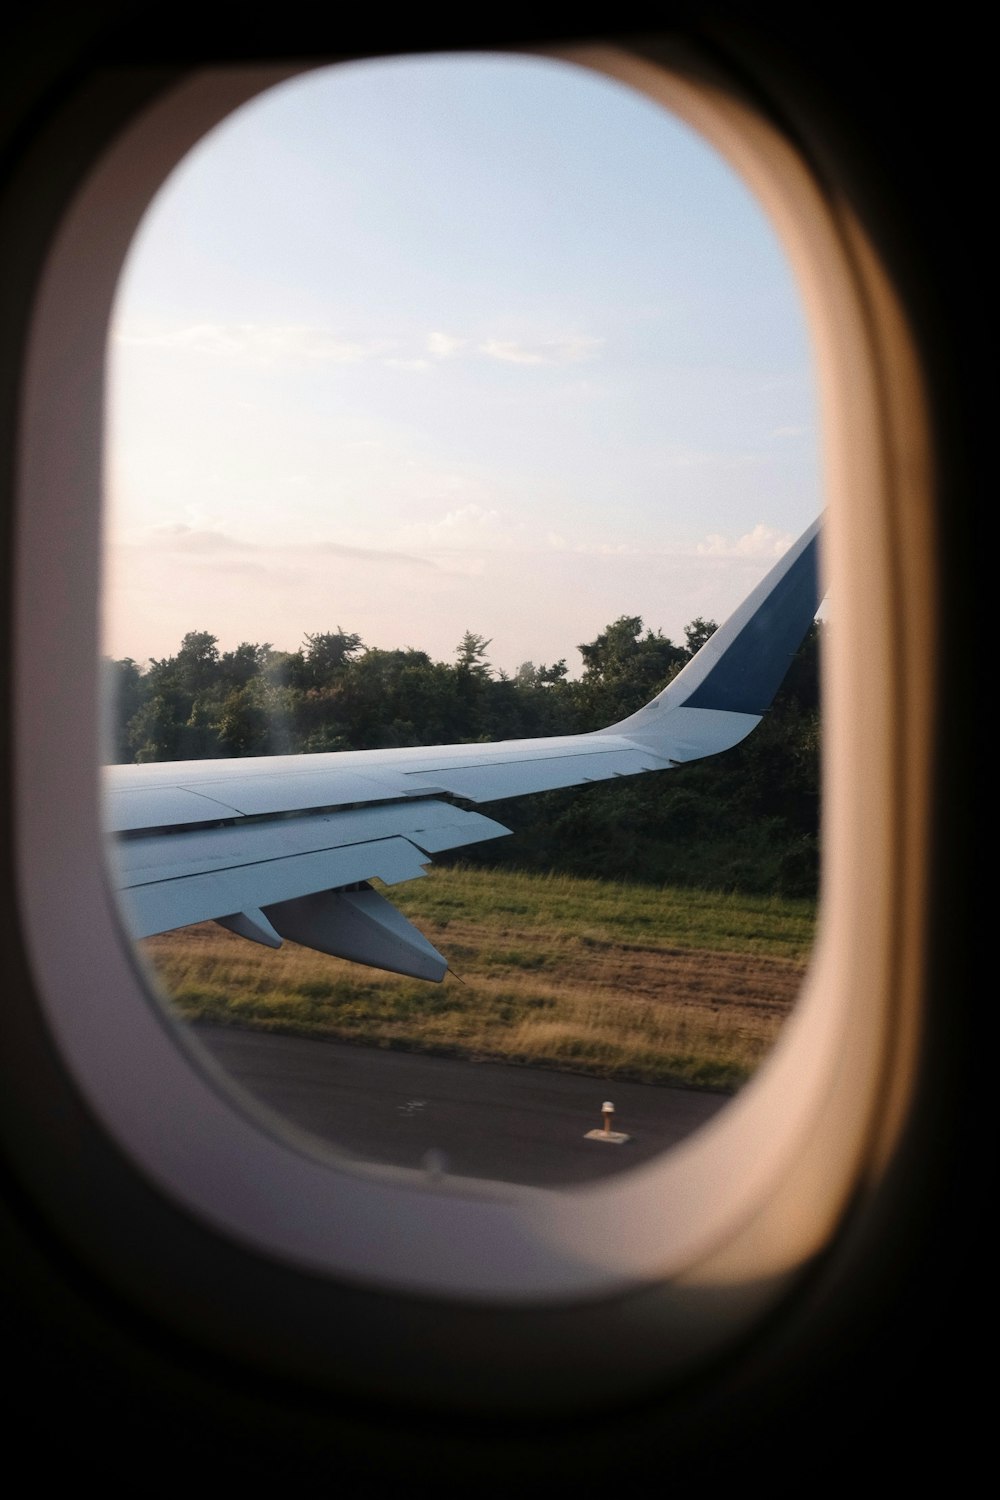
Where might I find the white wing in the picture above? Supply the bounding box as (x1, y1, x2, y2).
(107, 516, 822, 981)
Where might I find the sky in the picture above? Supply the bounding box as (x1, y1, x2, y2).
(104, 51, 821, 678)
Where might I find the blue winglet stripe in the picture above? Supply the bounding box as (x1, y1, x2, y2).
(682, 528, 820, 715)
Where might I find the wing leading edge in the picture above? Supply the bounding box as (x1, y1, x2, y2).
(107, 516, 822, 981)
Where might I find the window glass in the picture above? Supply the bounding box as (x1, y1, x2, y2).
(104, 54, 821, 1188)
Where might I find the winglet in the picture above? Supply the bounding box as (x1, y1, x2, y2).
(601, 516, 822, 758)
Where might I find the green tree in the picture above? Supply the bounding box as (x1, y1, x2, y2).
(172, 631, 220, 695)
(455, 630, 492, 677)
(684, 616, 718, 655)
(220, 641, 271, 688)
(576, 616, 687, 725)
(303, 629, 364, 685)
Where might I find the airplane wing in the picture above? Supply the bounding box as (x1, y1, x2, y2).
(106, 515, 822, 982)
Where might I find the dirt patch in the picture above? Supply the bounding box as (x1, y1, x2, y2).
(426, 917, 804, 1023)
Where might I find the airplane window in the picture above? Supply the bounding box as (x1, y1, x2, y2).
(2, 0, 963, 1445)
(102, 52, 822, 1190)
(14, 24, 936, 1405)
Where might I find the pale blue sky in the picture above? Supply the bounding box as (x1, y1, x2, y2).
(105, 51, 820, 676)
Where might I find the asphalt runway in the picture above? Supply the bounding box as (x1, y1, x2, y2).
(190, 1024, 732, 1188)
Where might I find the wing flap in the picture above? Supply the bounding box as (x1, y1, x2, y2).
(115, 801, 510, 886)
(120, 836, 432, 940)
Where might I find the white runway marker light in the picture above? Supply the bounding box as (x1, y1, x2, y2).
(585, 1101, 631, 1146)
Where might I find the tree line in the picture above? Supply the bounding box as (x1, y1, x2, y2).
(104, 615, 821, 897)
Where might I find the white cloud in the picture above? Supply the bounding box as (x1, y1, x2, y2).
(394, 502, 511, 550)
(479, 335, 603, 367)
(120, 524, 440, 573)
(115, 323, 382, 366)
(145, 524, 239, 553)
(427, 331, 467, 359)
(661, 446, 761, 471)
(117, 323, 609, 374)
(696, 523, 794, 558)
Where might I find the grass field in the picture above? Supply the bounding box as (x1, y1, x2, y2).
(139, 865, 816, 1092)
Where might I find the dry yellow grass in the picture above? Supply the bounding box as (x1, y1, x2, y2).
(138, 866, 812, 1091)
